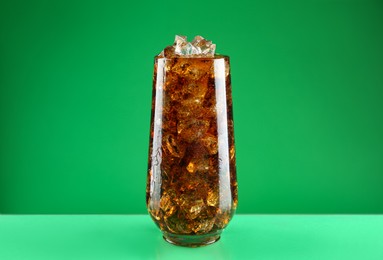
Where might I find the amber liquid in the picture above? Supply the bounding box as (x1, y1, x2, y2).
(146, 56, 237, 244)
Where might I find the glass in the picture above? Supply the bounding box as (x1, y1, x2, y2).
(146, 55, 238, 247)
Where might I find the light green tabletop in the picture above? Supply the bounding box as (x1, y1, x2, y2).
(0, 215, 382, 260)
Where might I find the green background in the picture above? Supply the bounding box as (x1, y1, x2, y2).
(1, 0, 382, 214)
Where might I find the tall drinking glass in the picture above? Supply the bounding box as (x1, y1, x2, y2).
(146, 55, 237, 247)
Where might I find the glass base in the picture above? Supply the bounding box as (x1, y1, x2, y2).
(162, 230, 222, 247)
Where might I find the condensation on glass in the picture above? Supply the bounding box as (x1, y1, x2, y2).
(146, 55, 238, 247)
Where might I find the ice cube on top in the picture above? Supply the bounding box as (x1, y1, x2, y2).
(158, 35, 216, 58)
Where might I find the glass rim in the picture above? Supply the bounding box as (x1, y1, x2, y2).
(154, 54, 229, 60)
